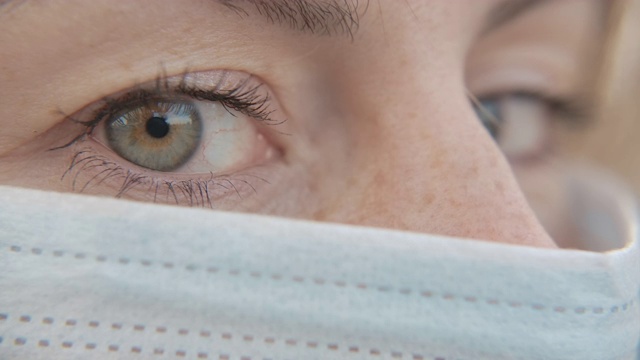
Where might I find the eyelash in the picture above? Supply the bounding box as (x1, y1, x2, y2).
(51, 71, 279, 206)
(51, 72, 280, 151)
(61, 148, 270, 207)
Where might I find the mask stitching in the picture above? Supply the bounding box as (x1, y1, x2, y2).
(3, 244, 635, 315)
(0, 335, 263, 359)
(0, 322, 446, 360)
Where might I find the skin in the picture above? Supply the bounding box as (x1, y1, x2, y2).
(0, 0, 605, 248)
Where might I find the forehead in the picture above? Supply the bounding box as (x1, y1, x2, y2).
(0, 0, 606, 146)
(0, 0, 596, 32)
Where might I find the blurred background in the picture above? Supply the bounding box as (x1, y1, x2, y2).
(566, 0, 640, 194)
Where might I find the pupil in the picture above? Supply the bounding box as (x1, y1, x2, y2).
(146, 116, 170, 139)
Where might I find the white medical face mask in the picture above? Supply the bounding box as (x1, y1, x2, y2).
(0, 170, 638, 360)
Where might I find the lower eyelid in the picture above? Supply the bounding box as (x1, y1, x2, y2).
(60, 145, 275, 207)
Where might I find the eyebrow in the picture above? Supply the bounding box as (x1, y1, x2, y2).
(218, 0, 363, 38)
(0, 0, 550, 38)
(0, 0, 362, 38)
(221, 0, 548, 38)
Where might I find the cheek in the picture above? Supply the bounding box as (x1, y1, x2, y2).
(511, 159, 579, 248)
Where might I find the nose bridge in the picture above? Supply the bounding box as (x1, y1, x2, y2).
(332, 76, 556, 247)
(348, 66, 495, 187)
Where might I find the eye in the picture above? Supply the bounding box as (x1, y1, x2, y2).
(93, 94, 274, 174)
(103, 99, 202, 171)
(472, 93, 582, 161)
(52, 70, 286, 205)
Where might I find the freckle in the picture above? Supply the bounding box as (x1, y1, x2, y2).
(308, 176, 320, 193)
(429, 150, 444, 168)
(449, 198, 463, 207)
(494, 181, 505, 194)
(313, 208, 328, 221)
(423, 193, 435, 205)
(347, 175, 359, 188)
(167, 49, 181, 56)
(373, 170, 386, 184)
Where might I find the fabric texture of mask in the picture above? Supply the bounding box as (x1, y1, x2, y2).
(0, 180, 638, 360)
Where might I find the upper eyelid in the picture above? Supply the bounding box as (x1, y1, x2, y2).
(99, 72, 278, 123)
(50, 70, 285, 152)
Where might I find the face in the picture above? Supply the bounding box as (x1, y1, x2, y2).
(0, 0, 605, 248)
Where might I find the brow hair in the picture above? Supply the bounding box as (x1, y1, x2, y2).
(0, 0, 364, 37)
(219, 0, 365, 38)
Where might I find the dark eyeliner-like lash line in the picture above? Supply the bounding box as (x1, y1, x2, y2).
(49, 71, 284, 152)
(61, 149, 269, 208)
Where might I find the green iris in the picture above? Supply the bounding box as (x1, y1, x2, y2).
(106, 100, 202, 171)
